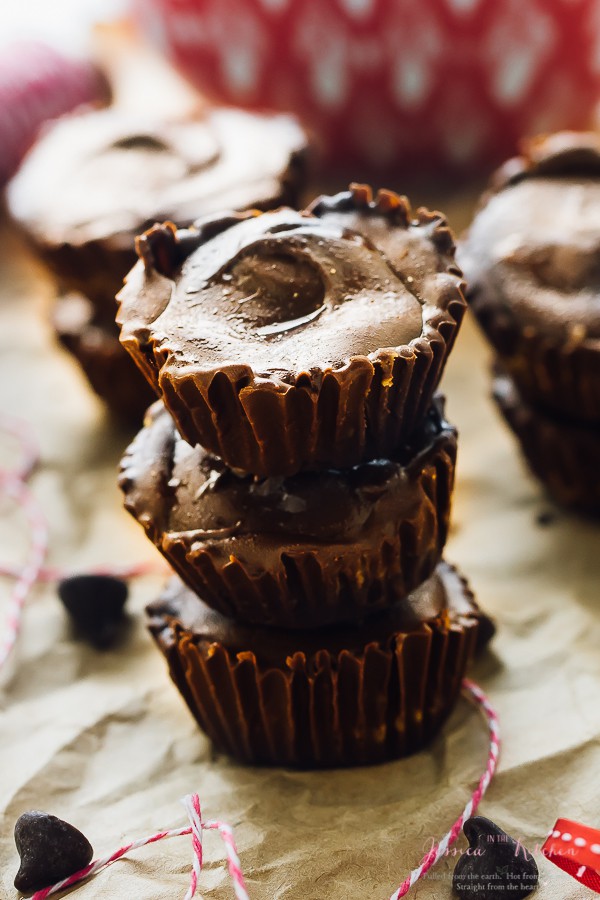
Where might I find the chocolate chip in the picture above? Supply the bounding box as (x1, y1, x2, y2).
(536, 509, 556, 527)
(14, 810, 93, 893)
(58, 574, 128, 648)
(453, 816, 539, 898)
(475, 611, 496, 654)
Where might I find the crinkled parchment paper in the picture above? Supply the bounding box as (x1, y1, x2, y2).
(0, 181, 599, 900)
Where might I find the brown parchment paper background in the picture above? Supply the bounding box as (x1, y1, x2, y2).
(1, 98, 600, 898)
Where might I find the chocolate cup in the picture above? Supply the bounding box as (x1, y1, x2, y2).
(459, 131, 600, 424)
(146, 562, 481, 768)
(53, 293, 155, 424)
(117, 185, 466, 477)
(493, 368, 600, 514)
(119, 398, 456, 628)
(468, 308, 600, 425)
(8, 106, 309, 322)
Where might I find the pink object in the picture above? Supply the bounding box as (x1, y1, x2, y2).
(136, 0, 600, 174)
(23, 682, 498, 899)
(0, 41, 107, 185)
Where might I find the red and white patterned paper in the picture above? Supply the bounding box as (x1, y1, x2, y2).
(136, 0, 600, 174)
(543, 818, 600, 893)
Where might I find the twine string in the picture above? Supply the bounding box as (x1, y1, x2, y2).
(30, 795, 250, 900)
(0, 416, 167, 673)
(0, 417, 48, 671)
(182, 794, 203, 900)
(26, 681, 499, 900)
(389, 678, 501, 898)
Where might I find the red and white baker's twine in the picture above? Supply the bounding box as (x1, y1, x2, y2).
(30, 794, 250, 900)
(390, 678, 500, 899)
(1, 416, 500, 897)
(22, 681, 499, 900)
(0, 417, 164, 674)
(0, 416, 48, 671)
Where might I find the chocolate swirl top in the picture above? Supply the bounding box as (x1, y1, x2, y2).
(458, 131, 600, 342)
(118, 184, 464, 379)
(8, 106, 308, 248)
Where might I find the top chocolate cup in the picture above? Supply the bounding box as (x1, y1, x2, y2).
(117, 184, 466, 477)
(7, 105, 309, 320)
(458, 131, 600, 423)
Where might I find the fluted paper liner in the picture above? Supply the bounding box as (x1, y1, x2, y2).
(493, 368, 600, 514)
(146, 564, 480, 768)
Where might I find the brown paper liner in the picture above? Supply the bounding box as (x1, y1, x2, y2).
(159, 320, 463, 477)
(119, 186, 466, 477)
(53, 293, 155, 424)
(470, 302, 600, 425)
(493, 368, 600, 514)
(147, 565, 481, 768)
(120, 401, 456, 628)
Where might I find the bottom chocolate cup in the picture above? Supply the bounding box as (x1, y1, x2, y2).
(147, 561, 482, 768)
(493, 368, 600, 514)
(53, 292, 156, 425)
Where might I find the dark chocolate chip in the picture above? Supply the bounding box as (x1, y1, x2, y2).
(58, 574, 128, 648)
(453, 816, 539, 898)
(14, 810, 93, 894)
(475, 611, 497, 653)
(536, 509, 556, 527)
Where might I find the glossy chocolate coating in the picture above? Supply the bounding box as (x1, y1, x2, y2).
(118, 185, 466, 476)
(120, 398, 456, 627)
(121, 208, 424, 372)
(459, 131, 600, 422)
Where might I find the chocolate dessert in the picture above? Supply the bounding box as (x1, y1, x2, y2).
(118, 185, 466, 475)
(459, 132, 600, 511)
(459, 131, 600, 423)
(147, 562, 481, 767)
(116, 183, 486, 766)
(120, 398, 456, 628)
(9, 106, 309, 313)
(9, 105, 309, 422)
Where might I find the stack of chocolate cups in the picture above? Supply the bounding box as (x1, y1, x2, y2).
(459, 132, 600, 514)
(118, 184, 486, 768)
